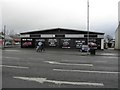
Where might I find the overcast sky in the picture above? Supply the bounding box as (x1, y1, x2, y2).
(0, 0, 120, 37)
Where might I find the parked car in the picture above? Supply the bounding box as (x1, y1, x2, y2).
(89, 42, 97, 50)
(80, 45, 90, 52)
(14, 42, 20, 45)
(5, 41, 12, 45)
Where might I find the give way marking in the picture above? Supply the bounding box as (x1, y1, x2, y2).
(13, 76, 104, 87)
(44, 61, 93, 67)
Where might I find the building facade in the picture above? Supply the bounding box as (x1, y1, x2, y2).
(115, 22, 120, 49)
(20, 28, 104, 49)
(115, 2, 120, 50)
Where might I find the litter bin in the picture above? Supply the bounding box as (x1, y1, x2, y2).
(90, 48, 96, 55)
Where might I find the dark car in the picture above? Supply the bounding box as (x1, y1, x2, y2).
(80, 45, 90, 52)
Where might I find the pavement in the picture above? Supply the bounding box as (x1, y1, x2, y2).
(3, 47, 118, 56)
(96, 48, 119, 57)
(1, 45, 120, 58)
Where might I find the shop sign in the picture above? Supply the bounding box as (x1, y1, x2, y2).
(22, 39, 32, 41)
(65, 34, 84, 38)
(41, 34, 55, 38)
(97, 35, 104, 38)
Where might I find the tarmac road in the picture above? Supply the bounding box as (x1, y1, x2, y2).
(1, 48, 119, 88)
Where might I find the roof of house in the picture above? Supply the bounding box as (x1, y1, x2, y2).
(20, 28, 104, 35)
(0, 34, 13, 40)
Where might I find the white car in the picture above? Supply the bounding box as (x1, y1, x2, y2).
(14, 42, 20, 45)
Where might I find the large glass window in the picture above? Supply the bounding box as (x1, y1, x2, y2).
(61, 39, 71, 48)
(48, 39, 57, 47)
(75, 40, 85, 48)
(75, 40, 82, 48)
(22, 39, 33, 47)
(35, 39, 45, 46)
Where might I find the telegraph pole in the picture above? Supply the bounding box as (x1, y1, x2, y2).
(87, 0, 89, 54)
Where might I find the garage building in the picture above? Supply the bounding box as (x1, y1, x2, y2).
(20, 28, 104, 49)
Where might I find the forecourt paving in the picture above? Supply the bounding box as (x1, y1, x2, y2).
(2, 48, 118, 88)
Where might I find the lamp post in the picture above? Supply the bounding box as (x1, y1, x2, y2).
(3, 25, 6, 49)
(87, 0, 89, 54)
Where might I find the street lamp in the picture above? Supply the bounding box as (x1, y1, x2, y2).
(3, 25, 6, 49)
(87, 0, 89, 54)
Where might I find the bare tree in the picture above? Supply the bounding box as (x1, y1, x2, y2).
(6, 29, 10, 35)
(9, 30, 15, 36)
(4, 29, 15, 36)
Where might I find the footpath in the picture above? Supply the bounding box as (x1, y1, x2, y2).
(96, 48, 119, 57)
(1, 47, 119, 57)
(43, 48, 119, 57)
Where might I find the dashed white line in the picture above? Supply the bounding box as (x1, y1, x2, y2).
(0, 65, 29, 69)
(53, 69, 119, 74)
(44, 61, 93, 67)
(3, 57, 20, 59)
(102, 57, 118, 59)
(13, 76, 104, 86)
(3, 50, 20, 52)
(100, 53, 117, 56)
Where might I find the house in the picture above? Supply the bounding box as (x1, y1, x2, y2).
(0, 32, 13, 47)
(10, 34, 21, 45)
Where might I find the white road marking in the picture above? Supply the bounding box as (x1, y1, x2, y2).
(44, 61, 93, 67)
(100, 53, 117, 56)
(13, 76, 104, 86)
(3, 57, 20, 59)
(3, 50, 20, 52)
(94, 61, 107, 63)
(0, 65, 29, 69)
(102, 57, 118, 59)
(53, 69, 119, 74)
